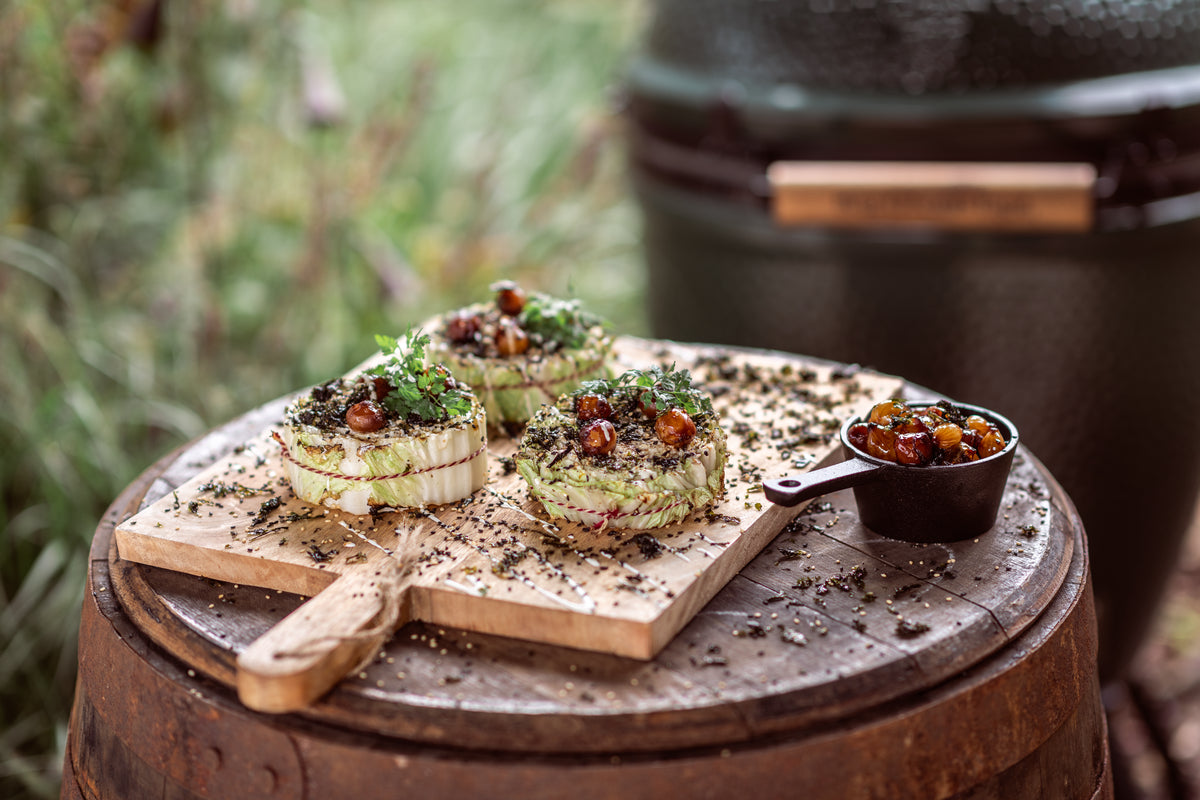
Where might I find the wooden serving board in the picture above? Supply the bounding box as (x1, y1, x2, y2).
(115, 337, 903, 711)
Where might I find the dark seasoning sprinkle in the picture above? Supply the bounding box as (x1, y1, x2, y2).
(182, 350, 873, 563)
(738, 499, 958, 649)
(165, 354, 855, 613)
(424, 351, 887, 608)
(740, 458, 1057, 673)
(686, 353, 881, 518)
(148, 345, 1056, 694)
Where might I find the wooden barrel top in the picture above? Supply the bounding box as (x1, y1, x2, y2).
(97, 342, 1087, 759)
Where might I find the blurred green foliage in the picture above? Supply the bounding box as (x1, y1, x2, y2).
(0, 0, 645, 796)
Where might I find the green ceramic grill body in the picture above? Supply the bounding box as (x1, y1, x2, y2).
(625, 0, 1200, 681)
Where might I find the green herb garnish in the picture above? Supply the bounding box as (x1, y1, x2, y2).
(518, 293, 603, 350)
(369, 329, 474, 423)
(577, 364, 714, 418)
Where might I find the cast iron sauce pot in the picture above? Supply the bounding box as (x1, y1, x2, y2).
(763, 403, 1019, 543)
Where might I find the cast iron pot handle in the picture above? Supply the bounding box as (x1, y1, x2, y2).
(763, 457, 884, 507)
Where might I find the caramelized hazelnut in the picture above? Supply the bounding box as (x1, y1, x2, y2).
(866, 424, 898, 461)
(932, 423, 963, 452)
(965, 415, 991, 435)
(978, 427, 1007, 458)
(637, 393, 660, 420)
(655, 407, 696, 448)
(446, 311, 482, 344)
(895, 432, 935, 466)
(893, 415, 930, 435)
(579, 419, 617, 456)
(495, 282, 527, 316)
(574, 393, 612, 422)
(427, 364, 456, 389)
(847, 422, 870, 453)
(955, 443, 980, 463)
(346, 400, 386, 433)
(371, 376, 392, 401)
(915, 413, 940, 431)
(869, 399, 908, 426)
(857, 400, 1006, 467)
(494, 318, 530, 356)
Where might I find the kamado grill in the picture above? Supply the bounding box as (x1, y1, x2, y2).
(625, 0, 1200, 680)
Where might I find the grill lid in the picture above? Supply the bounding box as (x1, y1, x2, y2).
(625, 1, 1200, 230)
(640, 0, 1200, 95)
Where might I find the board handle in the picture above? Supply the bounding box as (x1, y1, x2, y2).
(236, 557, 409, 713)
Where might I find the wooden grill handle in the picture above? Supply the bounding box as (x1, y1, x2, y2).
(768, 161, 1097, 233)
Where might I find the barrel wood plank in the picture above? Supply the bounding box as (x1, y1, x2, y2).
(75, 448, 1109, 799)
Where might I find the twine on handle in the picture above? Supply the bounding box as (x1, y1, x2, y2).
(270, 546, 412, 666)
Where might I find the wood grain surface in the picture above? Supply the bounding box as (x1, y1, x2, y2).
(104, 340, 1079, 755)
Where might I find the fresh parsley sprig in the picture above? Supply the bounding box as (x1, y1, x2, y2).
(369, 330, 473, 423)
(577, 364, 714, 418)
(518, 293, 603, 350)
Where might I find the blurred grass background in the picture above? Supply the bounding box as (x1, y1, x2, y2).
(0, 0, 646, 796)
